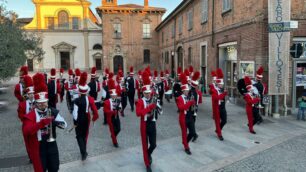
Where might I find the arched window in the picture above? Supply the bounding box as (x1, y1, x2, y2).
(58, 10, 69, 29)
(93, 44, 102, 50)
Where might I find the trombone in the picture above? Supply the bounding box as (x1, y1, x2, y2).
(47, 108, 55, 142)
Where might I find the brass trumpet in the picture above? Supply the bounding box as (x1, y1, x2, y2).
(47, 108, 55, 142)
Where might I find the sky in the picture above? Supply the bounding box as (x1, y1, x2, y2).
(5, 0, 182, 19)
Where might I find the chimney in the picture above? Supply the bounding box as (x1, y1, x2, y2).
(144, 0, 148, 8)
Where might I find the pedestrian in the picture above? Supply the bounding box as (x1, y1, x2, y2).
(297, 92, 306, 121)
(23, 73, 67, 172)
(73, 72, 99, 161)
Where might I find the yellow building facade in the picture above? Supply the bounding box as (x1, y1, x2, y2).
(23, 0, 102, 72)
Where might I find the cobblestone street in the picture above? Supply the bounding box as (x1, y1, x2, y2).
(1, 79, 306, 172)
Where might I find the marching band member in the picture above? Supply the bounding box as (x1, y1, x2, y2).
(137, 70, 143, 99)
(17, 75, 35, 162)
(47, 68, 60, 108)
(189, 71, 201, 142)
(23, 73, 67, 172)
(136, 71, 162, 172)
(126, 67, 139, 112)
(158, 71, 165, 106)
(15, 66, 28, 102)
(88, 67, 100, 100)
(176, 73, 196, 155)
(64, 69, 75, 113)
(117, 70, 128, 116)
(73, 72, 99, 161)
(173, 67, 183, 101)
(244, 76, 260, 134)
(211, 69, 228, 140)
(252, 66, 267, 124)
(164, 69, 171, 102)
(209, 71, 218, 119)
(58, 68, 65, 103)
(104, 78, 122, 148)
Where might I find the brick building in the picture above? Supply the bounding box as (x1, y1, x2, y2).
(96, 0, 165, 74)
(155, 0, 306, 113)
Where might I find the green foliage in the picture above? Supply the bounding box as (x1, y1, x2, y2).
(0, 1, 44, 81)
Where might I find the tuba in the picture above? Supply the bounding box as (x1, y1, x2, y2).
(47, 108, 55, 142)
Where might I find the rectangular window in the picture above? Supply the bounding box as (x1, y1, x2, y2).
(113, 23, 121, 38)
(162, 32, 164, 44)
(72, 17, 79, 30)
(171, 23, 175, 38)
(201, 0, 208, 23)
(165, 51, 169, 64)
(201, 45, 207, 67)
(144, 49, 150, 63)
(187, 10, 193, 31)
(222, 0, 232, 13)
(188, 47, 192, 64)
(178, 16, 183, 34)
(47, 17, 54, 29)
(143, 23, 151, 38)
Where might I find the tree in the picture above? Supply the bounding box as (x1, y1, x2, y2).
(0, 0, 44, 81)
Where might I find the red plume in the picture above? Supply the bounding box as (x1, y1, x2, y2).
(91, 67, 97, 74)
(51, 68, 56, 76)
(244, 76, 252, 86)
(216, 68, 224, 78)
(108, 79, 116, 90)
(20, 66, 29, 76)
(257, 66, 264, 75)
(138, 70, 142, 76)
(154, 70, 158, 78)
(105, 68, 110, 74)
(79, 72, 88, 86)
(130, 66, 134, 73)
(160, 71, 164, 77)
(192, 71, 200, 81)
(118, 70, 123, 77)
(184, 69, 190, 76)
(75, 68, 81, 76)
(24, 75, 33, 88)
(165, 69, 169, 75)
(142, 71, 151, 85)
(60, 68, 64, 73)
(33, 73, 47, 93)
(33, 73, 45, 87)
(189, 66, 194, 73)
(68, 69, 74, 75)
(109, 72, 114, 79)
(177, 67, 182, 75)
(180, 73, 188, 85)
(211, 71, 217, 77)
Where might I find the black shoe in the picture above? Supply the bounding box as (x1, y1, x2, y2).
(103, 122, 107, 125)
(185, 149, 192, 155)
(28, 159, 32, 164)
(114, 143, 119, 148)
(81, 152, 88, 161)
(192, 134, 198, 142)
(146, 166, 152, 172)
(218, 136, 224, 141)
(149, 154, 152, 165)
(250, 131, 256, 134)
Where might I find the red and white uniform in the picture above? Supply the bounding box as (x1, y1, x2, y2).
(244, 92, 260, 132)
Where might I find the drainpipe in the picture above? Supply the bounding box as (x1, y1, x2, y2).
(212, 0, 215, 48)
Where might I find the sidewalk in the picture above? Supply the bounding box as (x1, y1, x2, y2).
(58, 104, 306, 172)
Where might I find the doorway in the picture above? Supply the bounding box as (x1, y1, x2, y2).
(113, 55, 123, 74)
(177, 47, 183, 69)
(27, 59, 34, 72)
(60, 52, 70, 70)
(95, 58, 102, 70)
